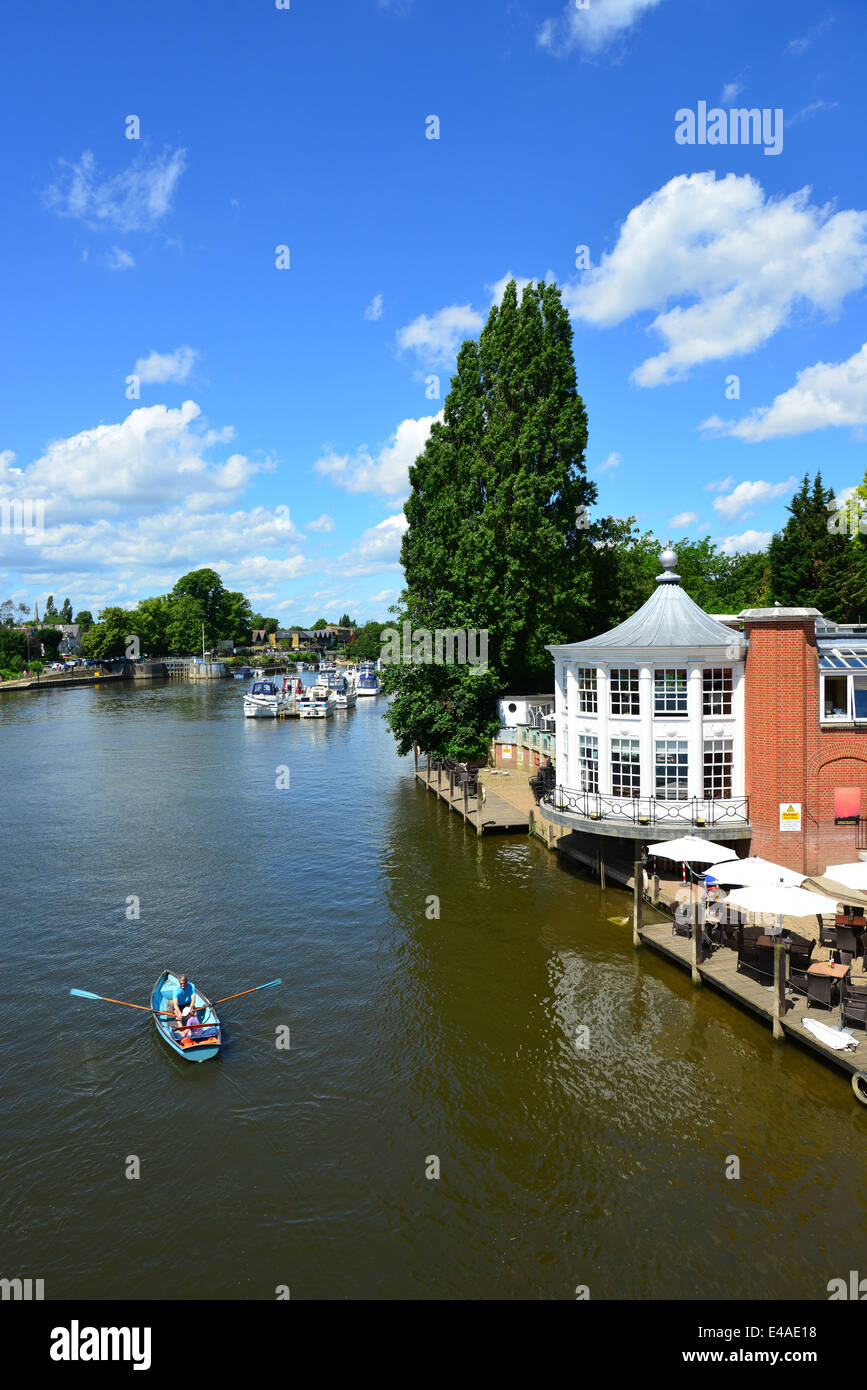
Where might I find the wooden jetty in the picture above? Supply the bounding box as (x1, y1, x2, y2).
(413, 749, 528, 836)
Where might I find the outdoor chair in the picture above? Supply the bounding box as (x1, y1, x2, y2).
(841, 978, 867, 1030)
(835, 925, 859, 968)
(737, 933, 761, 980)
(819, 919, 838, 949)
(788, 941, 815, 997)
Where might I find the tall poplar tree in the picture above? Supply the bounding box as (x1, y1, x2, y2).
(384, 279, 597, 758)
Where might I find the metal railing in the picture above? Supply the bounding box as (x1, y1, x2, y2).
(541, 785, 750, 826)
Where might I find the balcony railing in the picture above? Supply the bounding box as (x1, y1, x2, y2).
(541, 785, 750, 827)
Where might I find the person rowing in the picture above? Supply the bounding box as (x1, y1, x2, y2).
(172, 974, 198, 1028)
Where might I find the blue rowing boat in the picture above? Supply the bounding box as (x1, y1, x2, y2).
(151, 970, 222, 1062)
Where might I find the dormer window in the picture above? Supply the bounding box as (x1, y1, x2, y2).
(654, 668, 687, 716)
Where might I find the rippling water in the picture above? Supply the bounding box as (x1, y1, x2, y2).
(1, 678, 864, 1299)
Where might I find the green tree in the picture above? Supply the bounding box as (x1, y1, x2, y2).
(44, 595, 58, 619)
(311, 617, 328, 629)
(59, 598, 73, 623)
(80, 607, 131, 659)
(34, 627, 63, 658)
(0, 627, 28, 670)
(384, 278, 596, 757)
(166, 593, 206, 653)
(338, 613, 353, 628)
(220, 590, 254, 644)
(171, 569, 225, 644)
(769, 473, 863, 620)
(349, 620, 386, 661)
(74, 610, 94, 630)
(250, 613, 279, 636)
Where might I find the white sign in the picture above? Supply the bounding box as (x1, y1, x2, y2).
(779, 802, 802, 832)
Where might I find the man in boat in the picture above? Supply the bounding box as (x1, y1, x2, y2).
(172, 974, 197, 1027)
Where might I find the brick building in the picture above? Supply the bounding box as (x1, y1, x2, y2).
(542, 547, 867, 876)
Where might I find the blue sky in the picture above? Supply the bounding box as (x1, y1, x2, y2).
(1, 0, 865, 624)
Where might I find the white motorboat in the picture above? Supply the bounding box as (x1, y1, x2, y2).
(356, 663, 382, 696)
(298, 686, 336, 718)
(331, 673, 357, 708)
(243, 679, 281, 717)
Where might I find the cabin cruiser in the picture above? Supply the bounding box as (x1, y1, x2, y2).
(330, 672, 357, 708)
(233, 665, 253, 680)
(298, 684, 336, 718)
(243, 679, 281, 717)
(356, 662, 382, 696)
(281, 675, 303, 698)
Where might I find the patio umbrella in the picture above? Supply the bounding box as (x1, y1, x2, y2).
(645, 836, 733, 864)
(711, 856, 805, 888)
(823, 863, 867, 892)
(724, 884, 840, 933)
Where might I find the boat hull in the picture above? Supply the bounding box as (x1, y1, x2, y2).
(152, 971, 221, 1062)
(244, 699, 278, 717)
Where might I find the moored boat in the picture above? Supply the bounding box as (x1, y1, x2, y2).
(298, 686, 336, 718)
(244, 679, 281, 717)
(356, 663, 382, 696)
(151, 970, 221, 1062)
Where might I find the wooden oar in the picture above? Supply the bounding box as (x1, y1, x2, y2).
(210, 978, 282, 1006)
(70, 988, 162, 1014)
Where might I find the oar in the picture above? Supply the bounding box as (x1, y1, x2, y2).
(210, 978, 282, 1006)
(70, 988, 161, 1014)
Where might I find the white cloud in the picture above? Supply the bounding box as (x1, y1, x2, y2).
(669, 511, 698, 527)
(786, 18, 834, 56)
(314, 412, 442, 496)
(538, 0, 666, 56)
(108, 246, 135, 270)
(704, 476, 734, 492)
(306, 513, 335, 533)
(594, 451, 621, 474)
(396, 305, 484, 367)
(721, 81, 743, 103)
(712, 477, 797, 519)
(44, 147, 187, 232)
(364, 293, 384, 321)
(336, 514, 408, 578)
(564, 173, 867, 385)
(719, 530, 773, 554)
(788, 99, 839, 126)
(699, 343, 867, 442)
(3, 401, 266, 521)
(134, 346, 198, 385)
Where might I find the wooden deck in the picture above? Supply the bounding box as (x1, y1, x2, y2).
(638, 920, 867, 1083)
(414, 766, 529, 834)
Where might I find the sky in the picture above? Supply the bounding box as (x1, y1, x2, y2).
(1, 0, 865, 625)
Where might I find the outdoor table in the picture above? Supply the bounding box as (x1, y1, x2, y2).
(806, 960, 849, 1010)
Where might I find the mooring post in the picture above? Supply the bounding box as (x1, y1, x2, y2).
(449, 767, 454, 799)
(413, 744, 418, 777)
(772, 941, 786, 1042)
(633, 854, 643, 948)
(463, 780, 469, 820)
(599, 854, 606, 891)
(651, 872, 659, 906)
(427, 751, 431, 782)
(437, 761, 442, 791)
(691, 883, 702, 987)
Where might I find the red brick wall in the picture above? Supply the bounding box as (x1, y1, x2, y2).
(744, 619, 867, 873)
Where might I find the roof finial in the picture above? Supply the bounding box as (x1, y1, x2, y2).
(656, 542, 681, 584)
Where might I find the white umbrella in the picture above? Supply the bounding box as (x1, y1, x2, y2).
(710, 856, 805, 888)
(823, 863, 867, 891)
(725, 883, 839, 932)
(646, 836, 733, 864)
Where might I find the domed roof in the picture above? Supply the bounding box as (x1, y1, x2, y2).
(549, 547, 736, 655)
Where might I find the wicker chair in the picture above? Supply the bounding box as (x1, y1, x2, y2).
(841, 977, 867, 1030)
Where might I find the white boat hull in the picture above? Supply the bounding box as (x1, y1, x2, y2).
(244, 698, 279, 718)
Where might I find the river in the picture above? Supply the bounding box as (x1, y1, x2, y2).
(0, 677, 863, 1300)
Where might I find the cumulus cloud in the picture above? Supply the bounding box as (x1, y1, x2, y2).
(538, 0, 667, 56)
(335, 514, 408, 578)
(3, 401, 267, 522)
(364, 293, 384, 321)
(134, 346, 198, 385)
(564, 172, 867, 385)
(712, 477, 797, 519)
(396, 305, 484, 367)
(704, 476, 734, 492)
(669, 511, 698, 527)
(719, 530, 773, 554)
(43, 147, 187, 233)
(306, 513, 336, 533)
(314, 412, 442, 496)
(700, 344, 867, 442)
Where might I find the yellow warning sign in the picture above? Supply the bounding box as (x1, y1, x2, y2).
(779, 802, 802, 831)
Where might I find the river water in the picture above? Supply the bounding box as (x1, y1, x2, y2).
(0, 677, 864, 1301)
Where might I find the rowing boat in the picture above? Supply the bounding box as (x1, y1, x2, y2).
(151, 970, 222, 1062)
